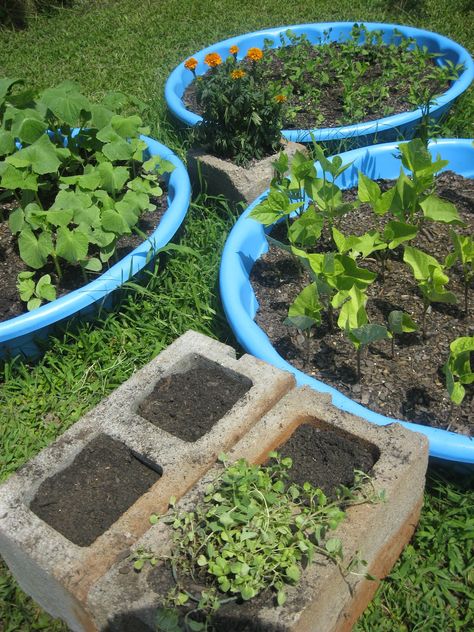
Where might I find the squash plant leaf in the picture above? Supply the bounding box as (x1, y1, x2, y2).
(55, 227, 89, 263)
(6, 134, 63, 175)
(18, 228, 53, 269)
(10, 108, 48, 144)
(39, 83, 91, 126)
(419, 194, 463, 225)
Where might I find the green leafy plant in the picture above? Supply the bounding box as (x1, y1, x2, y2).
(0, 79, 174, 306)
(403, 245, 457, 337)
(443, 336, 474, 410)
(387, 310, 418, 358)
(445, 230, 473, 314)
(144, 453, 379, 631)
(284, 282, 323, 366)
(16, 271, 56, 310)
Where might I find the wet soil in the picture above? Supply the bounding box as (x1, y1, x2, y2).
(137, 355, 253, 441)
(0, 192, 167, 323)
(250, 171, 474, 435)
(183, 42, 449, 130)
(30, 434, 162, 547)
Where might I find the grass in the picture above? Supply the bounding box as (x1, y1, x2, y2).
(0, 0, 473, 630)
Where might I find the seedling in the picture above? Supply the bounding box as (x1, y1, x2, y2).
(445, 230, 473, 314)
(443, 336, 474, 424)
(16, 271, 56, 311)
(387, 310, 418, 358)
(284, 283, 323, 366)
(403, 245, 457, 338)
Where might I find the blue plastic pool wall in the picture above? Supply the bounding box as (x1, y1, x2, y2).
(219, 139, 474, 463)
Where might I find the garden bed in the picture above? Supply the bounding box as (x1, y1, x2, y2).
(166, 22, 474, 144)
(251, 170, 473, 436)
(219, 138, 474, 463)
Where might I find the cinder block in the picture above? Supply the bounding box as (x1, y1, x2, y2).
(0, 331, 294, 632)
(88, 386, 429, 632)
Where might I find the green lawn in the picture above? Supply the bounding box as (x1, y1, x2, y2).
(0, 0, 473, 630)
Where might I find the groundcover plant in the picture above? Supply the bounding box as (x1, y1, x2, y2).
(183, 24, 463, 138)
(0, 78, 174, 313)
(249, 139, 473, 432)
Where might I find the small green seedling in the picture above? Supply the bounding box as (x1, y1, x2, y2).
(403, 245, 457, 338)
(285, 282, 323, 366)
(445, 230, 473, 314)
(387, 310, 418, 358)
(16, 271, 56, 310)
(443, 336, 474, 423)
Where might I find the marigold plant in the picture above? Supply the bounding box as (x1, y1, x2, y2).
(184, 57, 198, 72)
(204, 52, 222, 68)
(275, 94, 287, 103)
(231, 69, 246, 80)
(229, 45, 239, 55)
(246, 47, 263, 62)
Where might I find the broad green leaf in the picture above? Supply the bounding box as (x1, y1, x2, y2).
(60, 169, 102, 191)
(40, 84, 91, 126)
(102, 209, 131, 234)
(0, 163, 38, 191)
(383, 221, 418, 249)
(55, 227, 89, 263)
(403, 246, 441, 281)
(80, 257, 102, 272)
(285, 283, 322, 331)
(349, 323, 390, 347)
(114, 199, 141, 228)
(289, 207, 324, 246)
(349, 231, 386, 259)
(0, 130, 16, 155)
(89, 104, 114, 129)
(45, 208, 74, 227)
(110, 114, 143, 138)
(358, 172, 380, 204)
(127, 176, 162, 196)
(0, 78, 24, 102)
(18, 228, 53, 269)
(74, 204, 102, 229)
(7, 134, 62, 175)
(388, 310, 417, 334)
(36, 274, 56, 301)
(337, 286, 368, 330)
(420, 194, 463, 225)
(11, 109, 48, 144)
(277, 590, 287, 606)
(17, 274, 35, 301)
(286, 564, 301, 582)
(338, 255, 377, 289)
(27, 297, 42, 311)
(102, 139, 134, 161)
(52, 189, 93, 212)
(8, 207, 24, 234)
(97, 162, 129, 195)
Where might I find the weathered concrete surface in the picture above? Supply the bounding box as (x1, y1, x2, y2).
(0, 331, 294, 632)
(88, 386, 428, 632)
(187, 140, 307, 204)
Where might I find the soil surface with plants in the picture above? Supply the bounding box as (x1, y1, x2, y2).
(251, 171, 474, 435)
(0, 193, 168, 322)
(30, 434, 162, 547)
(183, 27, 453, 131)
(138, 355, 253, 441)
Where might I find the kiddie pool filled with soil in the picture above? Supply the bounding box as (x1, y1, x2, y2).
(220, 139, 474, 463)
(165, 22, 474, 144)
(0, 136, 191, 360)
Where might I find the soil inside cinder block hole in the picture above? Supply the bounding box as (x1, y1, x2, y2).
(137, 355, 253, 441)
(145, 425, 378, 631)
(30, 434, 162, 547)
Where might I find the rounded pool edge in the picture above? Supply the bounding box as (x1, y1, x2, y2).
(0, 135, 191, 360)
(165, 21, 474, 144)
(219, 138, 474, 463)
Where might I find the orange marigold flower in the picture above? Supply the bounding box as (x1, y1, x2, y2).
(229, 45, 239, 55)
(204, 52, 223, 68)
(246, 47, 263, 62)
(275, 94, 287, 103)
(184, 57, 198, 71)
(231, 69, 246, 80)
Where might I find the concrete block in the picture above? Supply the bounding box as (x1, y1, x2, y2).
(0, 331, 294, 632)
(89, 386, 429, 632)
(187, 140, 307, 204)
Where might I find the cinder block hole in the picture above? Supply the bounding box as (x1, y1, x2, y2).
(263, 421, 380, 497)
(137, 354, 253, 441)
(29, 434, 162, 547)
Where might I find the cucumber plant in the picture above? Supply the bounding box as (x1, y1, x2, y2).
(445, 230, 473, 314)
(443, 336, 474, 425)
(0, 78, 174, 310)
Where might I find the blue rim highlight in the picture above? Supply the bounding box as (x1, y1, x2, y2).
(165, 22, 474, 144)
(219, 139, 474, 463)
(0, 136, 191, 360)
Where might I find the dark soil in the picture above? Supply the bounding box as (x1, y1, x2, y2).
(145, 425, 377, 630)
(30, 434, 162, 547)
(183, 42, 449, 130)
(0, 192, 167, 323)
(250, 171, 474, 435)
(137, 355, 253, 441)
(275, 423, 377, 496)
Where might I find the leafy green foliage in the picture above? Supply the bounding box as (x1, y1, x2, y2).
(149, 454, 378, 630)
(16, 271, 56, 310)
(443, 336, 474, 406)
(0, 79, 173, 297)
(445, 230, 473, 313)
(387, 310, 417, 357)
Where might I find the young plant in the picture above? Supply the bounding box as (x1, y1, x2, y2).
(284, 282, 323, 366)
(16, 271, 56, 311)
(147, 453, 376, 631)
(443, 337, 474, 422)
(387, 310, 418, 358)
(445, 230, 473, 314)
(403, 245, 457, 338)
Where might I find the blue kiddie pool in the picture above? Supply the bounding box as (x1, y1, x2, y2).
(0, 136, 191, 360)
(219, 139, 474, 463)
(165, 22, 474, 145)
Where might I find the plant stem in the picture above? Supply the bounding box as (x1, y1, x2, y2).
(356, 346, 362, 382)
(52, 253, 62, 281)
